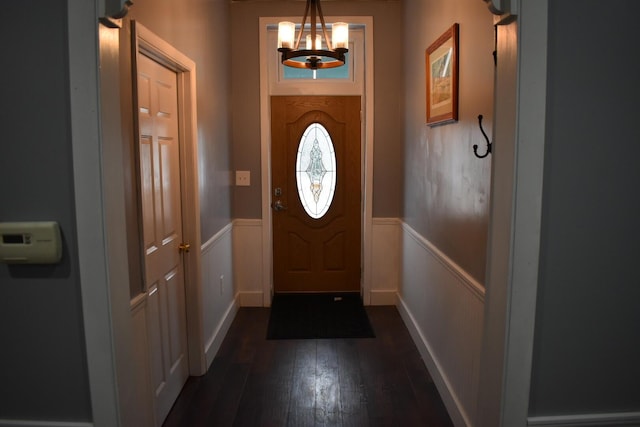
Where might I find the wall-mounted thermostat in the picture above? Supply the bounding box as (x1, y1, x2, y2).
(0, 222, 62, 264)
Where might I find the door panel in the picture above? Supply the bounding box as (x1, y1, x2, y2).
(271, 96, 361, 293)
(137, 53, 189, 425)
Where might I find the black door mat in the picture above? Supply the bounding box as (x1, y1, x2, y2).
(267, 292, 375, 339)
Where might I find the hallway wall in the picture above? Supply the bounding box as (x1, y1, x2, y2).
(0, 0, 92, 422)
(399, 0, 494, 425)
(402, 0, 494, 284)
(529, 0, 640, 420)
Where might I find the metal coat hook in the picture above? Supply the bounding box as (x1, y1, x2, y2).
(474, 114, 492, 158)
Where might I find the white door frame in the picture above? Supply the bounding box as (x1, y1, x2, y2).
(69, 1, 124, 423)
(133, 22, 207, 378)
(258, 16, 374, 305)
(477, 1, 549, 425)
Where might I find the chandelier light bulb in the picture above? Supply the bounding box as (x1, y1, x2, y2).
(332, 22, 349, 49)
(306, 34, 322, 50)
(278, 21, 295, 49)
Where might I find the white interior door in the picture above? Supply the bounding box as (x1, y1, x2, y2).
(137, 52, 189, 425)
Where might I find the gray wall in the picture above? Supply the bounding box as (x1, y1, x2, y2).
(402, 0, 494, 283)
(0, 0, 233, 421)
(0, 0, 92, 421)
(529, 0, 640, 416)
(230, 0, 404, 219)
(129, 0, 233, 240)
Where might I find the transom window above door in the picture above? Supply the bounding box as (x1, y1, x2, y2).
(266, 24, 363, 95)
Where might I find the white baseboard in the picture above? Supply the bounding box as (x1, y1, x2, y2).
(528, 412, 640, 426)
(0, 421, 92, 427)
(397, 222, 485, 427)
(369, 289, 396, 305)
(204, 295, 239, 368)
(397, 295, 470, 427)
(238, 291, 264, 307)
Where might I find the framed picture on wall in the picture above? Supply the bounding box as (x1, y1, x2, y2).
(426, 23, 459, 125)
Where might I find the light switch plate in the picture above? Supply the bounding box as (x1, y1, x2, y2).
(236, 170, 250, 186)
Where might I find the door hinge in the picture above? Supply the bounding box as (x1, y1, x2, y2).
(178, 242, 191, 253)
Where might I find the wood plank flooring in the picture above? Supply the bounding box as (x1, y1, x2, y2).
(162, 306, 453, 427)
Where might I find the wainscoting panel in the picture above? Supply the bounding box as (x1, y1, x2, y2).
(201, 223, 238, 367)
(232, 219, 265, 306)
(128, 296, 154, 427)
(370, 218, 401, 305)
(398, 223, 485, 427)
(232, 218, 402, 306)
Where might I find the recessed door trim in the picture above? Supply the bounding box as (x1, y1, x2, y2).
(259, 16, 374, 305)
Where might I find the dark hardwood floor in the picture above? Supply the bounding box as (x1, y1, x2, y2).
(162, 306, 453, 427)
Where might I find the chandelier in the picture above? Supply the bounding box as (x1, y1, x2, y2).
(277, 0, 349, 70)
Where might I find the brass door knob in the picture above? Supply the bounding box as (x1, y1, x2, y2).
(178, 243, 191, 253)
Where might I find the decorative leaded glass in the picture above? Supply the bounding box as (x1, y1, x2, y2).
(296, 123, 336, 219)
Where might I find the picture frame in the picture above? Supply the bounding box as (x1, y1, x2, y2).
(426, 23, 459, 125)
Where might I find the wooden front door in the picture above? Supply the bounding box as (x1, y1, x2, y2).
(271, 96, 361, 293)
(137, 52, 189, 425)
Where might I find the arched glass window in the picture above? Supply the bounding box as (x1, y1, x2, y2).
(296, 123, 336, 219)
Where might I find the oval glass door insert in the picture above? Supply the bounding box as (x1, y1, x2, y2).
(296, 123, 337, 219)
